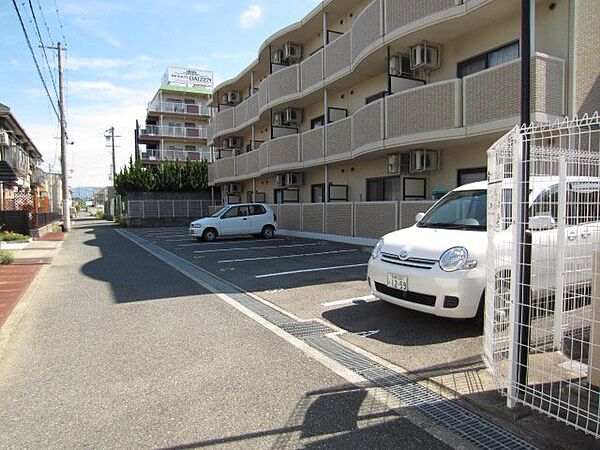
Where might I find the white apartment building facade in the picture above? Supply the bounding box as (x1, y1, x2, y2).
(138, 67, 213, 165)
(207, 0, 599, 239)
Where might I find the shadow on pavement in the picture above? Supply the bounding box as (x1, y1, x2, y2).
(80, 223, 206, 303)
(156, 383, 449, 450)
(322, 299, 481, 347)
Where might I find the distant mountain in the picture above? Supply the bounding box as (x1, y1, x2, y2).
(71, 187, 102, 200)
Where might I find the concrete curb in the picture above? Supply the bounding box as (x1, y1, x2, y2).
(277, 229, 378, 247)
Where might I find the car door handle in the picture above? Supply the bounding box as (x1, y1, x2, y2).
(242, 218, 248, 220)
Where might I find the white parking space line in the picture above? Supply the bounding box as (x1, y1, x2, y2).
(255, 263, 368, 279)
(193, 243, 320, 254)
(321, 295, 376, 307)
(177, 238, 287, 248)
(219, 249, 357, 263)
(143, 234, 189, 239)
(164, 238, 197, 242)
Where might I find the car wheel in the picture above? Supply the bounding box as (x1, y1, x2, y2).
(203, 228, 217, 242)
(261, 225, 275, 239)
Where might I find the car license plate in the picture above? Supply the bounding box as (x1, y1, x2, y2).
(387, 273, 408, 291)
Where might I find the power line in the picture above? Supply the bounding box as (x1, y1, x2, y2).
(35, 0, 55, 45)
(11, 0, 60, 122)
(52, 0, 67, 47)
(27, 0, 59, 101)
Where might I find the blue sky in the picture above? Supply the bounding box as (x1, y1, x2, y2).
(0, 0, 320, 187)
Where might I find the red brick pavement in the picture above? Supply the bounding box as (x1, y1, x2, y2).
(39, 232, 66, 241)
(0, 264, 41, 328)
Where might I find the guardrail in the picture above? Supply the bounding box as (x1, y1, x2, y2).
(141, 149, 213, 162)
(148, 101, 210, 116)
(140, 125, 208, 139)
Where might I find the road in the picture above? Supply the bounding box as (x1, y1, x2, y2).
(0, 219, 459, 449)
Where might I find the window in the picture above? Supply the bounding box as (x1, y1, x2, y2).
(365, 91, 388, 105)
(366, 176, 402, 201)
(418, 190, 487, 231)
(311, 184, 349, 202)
(274, 189, 299, 204)
(312, 184, 324, 202)
(457, 41, 519, 78)
(311, 115, 325, 129)
(457, 167, 487, 186)
(221, 207, 239, 218)
(249, 205, 266, 215)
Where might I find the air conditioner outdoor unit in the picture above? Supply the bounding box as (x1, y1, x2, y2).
(275, 174, 285, 188)
(272, 49, 284, 65)
(409, 42, 440, 71)
(273, 112, 284, 127)
(0, 131, 8, 145)
(410, 149, 439, 172)
(389, 54, 411, 77)
(284, 107, 302, 125)
(283, 42, 302, 62)
(227, 137, 243, 149)
(220, 93, 229, 105)
(285, 172, 303, 187)
(227, 91, 240, 104)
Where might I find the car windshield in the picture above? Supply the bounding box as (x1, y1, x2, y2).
(418, 190, 486, 231)
(210, 206, 229, 218)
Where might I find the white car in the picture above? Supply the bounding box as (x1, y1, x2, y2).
(189, 203, 278, 241)
(367, 178, 600, 320)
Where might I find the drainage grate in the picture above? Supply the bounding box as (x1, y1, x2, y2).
(120, 229, 538, 450)
(280, 321, 335, 339)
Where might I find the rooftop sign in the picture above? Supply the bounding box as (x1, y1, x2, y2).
(162, 67, 213, 89)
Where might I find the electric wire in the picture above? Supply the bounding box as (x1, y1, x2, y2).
(35, 0, 55, 45)
(27, 0, 59, 101)
(11, 0, 60, 122)
(52, 0, 68, 47)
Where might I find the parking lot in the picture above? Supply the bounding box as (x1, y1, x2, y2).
(130, 227, 491, 396)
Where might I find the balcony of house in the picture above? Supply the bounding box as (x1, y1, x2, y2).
(0, 145, 30, 179)
(139, 125, 208, 141)
(208, 0, 504, 143)
(210, 52, 565, 186)
(147, 100, 211, 117)
(141, 147, 213, 163)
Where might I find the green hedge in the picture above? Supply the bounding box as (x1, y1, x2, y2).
(115, 158, 208, 196)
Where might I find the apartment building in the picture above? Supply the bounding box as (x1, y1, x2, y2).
(206, 0, 599, 237)
(138, 67, 213, 165)
(0, 102, 44, 210)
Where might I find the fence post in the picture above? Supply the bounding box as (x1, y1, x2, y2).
(157, 200, 161, 218)
(553, 156, 567, 349)
(589, 252, 600, 387)
(172, 200, 175, 218)
(186, 200, 190, 218)
(142, 201, 145, 219)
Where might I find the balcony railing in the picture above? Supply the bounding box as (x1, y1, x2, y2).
(209, 0, 465, 140)
(210, 57, 565, 184)
(140, 125, 208, 139)
(148, 101, 210, 116)
(2, 145, 29, 175)
(141, 148, 213, 162)
(463, 54, 565, 127)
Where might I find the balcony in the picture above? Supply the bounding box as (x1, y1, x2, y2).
(1, 145, 29, 176)
(140, 125, 208, 140)
(463, 54, 565, 130)
(148, 101, 210, 117)
(210, 0, 466, 141)
(141, 148, 213, 163)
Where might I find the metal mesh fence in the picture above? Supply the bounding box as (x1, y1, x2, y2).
(486, 112, 600, 437)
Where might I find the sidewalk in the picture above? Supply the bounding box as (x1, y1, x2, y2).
(0, 234, 64, 329)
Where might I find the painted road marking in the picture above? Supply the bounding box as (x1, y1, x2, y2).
(218, 249, 357, 263)
(193, 243, 320, 254)
(177, 238, 286, 247)
(255, 263, 368, 279)
(356, 329, 380, 338)
(321, 295, 377, 307)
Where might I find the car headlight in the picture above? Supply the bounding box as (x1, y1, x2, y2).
(191, 223, 203, 228)
(439, 247, 477, 272)
(371, 239, 384, 259)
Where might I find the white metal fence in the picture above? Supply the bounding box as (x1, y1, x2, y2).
(486, 113, 600, 437)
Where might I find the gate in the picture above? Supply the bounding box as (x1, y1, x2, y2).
(486, 113, 600, 436)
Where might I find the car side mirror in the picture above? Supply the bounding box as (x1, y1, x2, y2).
(415, 212, 425, 223)
(529, 215, 556, 230)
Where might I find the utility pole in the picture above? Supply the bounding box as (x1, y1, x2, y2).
(105, 127, 121, 218)
(43, 42, 70, 231)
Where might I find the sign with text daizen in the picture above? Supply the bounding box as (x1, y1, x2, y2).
(162, 67, 213, 89)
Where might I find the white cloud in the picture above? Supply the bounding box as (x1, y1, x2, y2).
(239, 5, 263, 29)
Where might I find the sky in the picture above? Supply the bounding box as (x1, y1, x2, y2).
(0, 0, 321, 187)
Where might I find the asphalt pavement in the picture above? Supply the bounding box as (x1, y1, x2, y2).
(0, 219, 457, 449)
